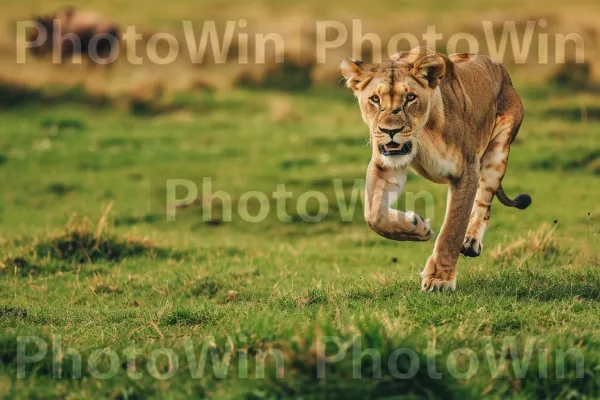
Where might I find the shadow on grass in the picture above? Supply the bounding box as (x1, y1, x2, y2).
(0, 81, 111, 110)
(160, 304, 224, 326)
(531, 148, 600, 175)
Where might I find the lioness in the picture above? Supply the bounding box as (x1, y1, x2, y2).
(340, 47, 531, 291)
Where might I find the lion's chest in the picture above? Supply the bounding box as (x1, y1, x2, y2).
(410, 133, 462, 184)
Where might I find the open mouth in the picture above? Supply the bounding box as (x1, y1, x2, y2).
(379, 141, 412, 156)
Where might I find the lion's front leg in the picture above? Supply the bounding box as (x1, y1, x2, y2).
(364, 160, 432, 242)
(421, 168, 478, 291)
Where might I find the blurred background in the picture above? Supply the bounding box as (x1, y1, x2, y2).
(1, 0, 599, 110)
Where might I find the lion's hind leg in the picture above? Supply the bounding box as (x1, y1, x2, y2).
(461, 115, 518, 257)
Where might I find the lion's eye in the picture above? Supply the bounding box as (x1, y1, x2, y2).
(369, 95, 380, 104)
(406, 94, 417, 102)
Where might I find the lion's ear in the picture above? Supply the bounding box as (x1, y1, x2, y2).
(340, 57, 372, 92)
(412, 54, 446, 89)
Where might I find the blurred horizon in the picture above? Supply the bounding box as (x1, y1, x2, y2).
(0, 0, 599, 110)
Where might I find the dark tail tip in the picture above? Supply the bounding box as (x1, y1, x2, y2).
(514, 194, 532, 210)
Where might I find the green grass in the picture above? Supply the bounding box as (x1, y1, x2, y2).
(0, 82, 599, 399)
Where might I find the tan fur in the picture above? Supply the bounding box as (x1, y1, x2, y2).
(341, 47, 530, 291)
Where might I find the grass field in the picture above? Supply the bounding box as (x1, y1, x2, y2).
(0, 0, 600, 398)
(0, 82, 599, 398)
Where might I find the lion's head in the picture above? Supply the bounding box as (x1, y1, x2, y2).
(341, 47, 447, 168)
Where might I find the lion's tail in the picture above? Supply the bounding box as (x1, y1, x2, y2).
(496, 184, 531, 210)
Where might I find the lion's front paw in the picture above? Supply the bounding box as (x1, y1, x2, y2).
(373, 212, 434, 242)
(461, 236, 482, 258)
(407, 212, 433, 242)
(420, 257, 456, 292)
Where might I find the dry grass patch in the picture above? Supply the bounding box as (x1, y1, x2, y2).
(0, 207, 184, 276)
(490, 224, 565, 268)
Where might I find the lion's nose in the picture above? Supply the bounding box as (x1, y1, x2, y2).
(379, 126, 405, 139)
(392, 108, 402, 115)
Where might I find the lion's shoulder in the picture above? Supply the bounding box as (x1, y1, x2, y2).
(443, 53, 509, 103)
